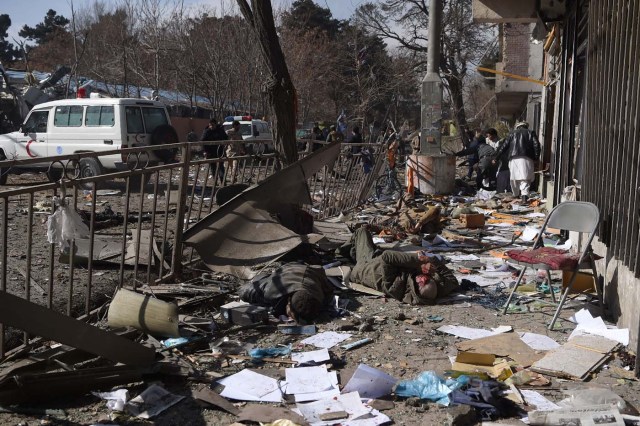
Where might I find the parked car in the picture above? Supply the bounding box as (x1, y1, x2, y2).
(222, 116, 273, 154)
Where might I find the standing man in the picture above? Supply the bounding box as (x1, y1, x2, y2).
(201, 119, 228, 183)
(225, 120, 246, 184)
(493, 122, 541, 201)
(485, 128, 510, 193)
(454, 133, 495, 190)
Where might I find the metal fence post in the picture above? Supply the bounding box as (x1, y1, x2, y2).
(170, 144, 191, 278)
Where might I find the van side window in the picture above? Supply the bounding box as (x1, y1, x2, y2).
(141, 107, 168, 133)
(125, 107, 144, 134)
(86, 106, 115, 126)
(23, 110, 50, 133)
(54, 106, 83, 127)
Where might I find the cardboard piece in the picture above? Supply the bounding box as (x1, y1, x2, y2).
(348, 282, 385, 296)
(455, 332, 544, 367)
(192, 385, 240, 415)
(451, 353, 513, 380)
(0, 290, 155, 367)
(530, 334, 620, 380)
(237, 405, 310, 426)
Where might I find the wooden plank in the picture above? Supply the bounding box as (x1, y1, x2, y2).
(0, 291, 155, 367)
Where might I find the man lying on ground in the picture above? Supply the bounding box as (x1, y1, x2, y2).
(343, 228, 458, 304)
(239, 263, 334, 323)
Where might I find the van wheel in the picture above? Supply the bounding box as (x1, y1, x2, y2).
(151, 125, 179, 163)
(78, 158, 103, 189)
(0, 152, 8, 185)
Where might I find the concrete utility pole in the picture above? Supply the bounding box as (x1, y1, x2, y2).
(408, 0, 455, 195)
(420, 0, 443, 155)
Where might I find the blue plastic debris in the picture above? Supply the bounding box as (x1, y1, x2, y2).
(248, 344, 292, 360)
(161, 337, 190, 348)
(395, 371, 469, 406)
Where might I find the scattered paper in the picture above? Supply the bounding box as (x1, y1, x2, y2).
(93, 389, 129, 411)
(437, 325, 512, 339)
(521, 226, 541, 242)
(217, 369, 284, 402)
(295, 391, 389, 426)
(528, 404, 624, 426)
(286, 365, 334, 394)
(518, 332, 560, 351)
(521, 389, 561, 411)
(125, 384, 184, 419)
(446, 254, 480, 262)
(569, 308, 629, 345)
(292, 348, 331, 364)
(342, 364, 397, 399)
(524, 212, 546, 218)
(301, 331, 352, 349)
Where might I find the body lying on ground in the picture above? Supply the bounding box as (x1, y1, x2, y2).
(343, 228, 458, 304)
(239, 263, 334, 323)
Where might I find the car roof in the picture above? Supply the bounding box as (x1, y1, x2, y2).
(33, 98, 166, 109)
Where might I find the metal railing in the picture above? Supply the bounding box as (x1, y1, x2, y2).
(0, 140, 385, 356)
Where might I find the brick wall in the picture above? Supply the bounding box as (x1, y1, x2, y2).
(502, 23, 531, 76)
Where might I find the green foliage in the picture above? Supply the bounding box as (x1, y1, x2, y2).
(0, 14, 20, 63)
(18, 9, 70, 46)
(281, 0, 344, 39)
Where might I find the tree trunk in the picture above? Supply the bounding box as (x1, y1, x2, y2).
(237, 0, 298, 166)
(444, 74, 469, 146)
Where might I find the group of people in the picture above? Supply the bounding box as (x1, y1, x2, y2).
(200, 119, 246, 184)
(455, 122, 541, 201)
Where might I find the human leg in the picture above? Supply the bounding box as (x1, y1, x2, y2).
(510, 179, 521, 196)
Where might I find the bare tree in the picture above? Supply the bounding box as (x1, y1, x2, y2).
(236, 0, 297, 165)
(356, 0, 494, 136)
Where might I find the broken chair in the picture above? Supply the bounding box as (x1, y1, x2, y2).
(501, 201, 602, 330)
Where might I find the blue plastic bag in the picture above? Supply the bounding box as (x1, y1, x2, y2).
(395, 371, 469, 406)
(248, 344, 292, 360)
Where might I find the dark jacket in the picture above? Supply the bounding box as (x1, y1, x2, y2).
(494, 139, 510, 171)
(239, 263, 333, 317)
(456, 140, 494, 170)
(494, 128, 541, 162)
(201, 124, 228, 158)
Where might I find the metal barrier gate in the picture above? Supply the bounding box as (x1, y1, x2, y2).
(0, 140, 385, 356)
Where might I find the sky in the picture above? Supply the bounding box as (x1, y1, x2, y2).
(2, 0, 365, 42)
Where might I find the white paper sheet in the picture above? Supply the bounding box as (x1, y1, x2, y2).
(301, 331, 352, 349)
(518, 332, 561, 351)
(342, 364, 397, 399)
(436, 325, 511, 339)
(521, 226, 541, 242)
(446, 254, 481, 262)
(217, 369, 281, 399)
(285, 365, 334, 394)
(295, 391, 371, 426)
(569, 308, 629, 345)
(125, 385, 184, 419)
(292, 348, 331, 364)
(524, 212, 546, 218)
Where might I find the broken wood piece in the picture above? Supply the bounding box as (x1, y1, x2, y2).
(192, 385, 240, 416)
(319, 411, 350, 421)
(15, 267, 46, 296)
(237, 404, 310, 426)
(0, 291, 155, 367)
(226, 354, 298, 365)
(455, 332, 544, 368)
(0, 364, 146, 405)
(108, 288, 179, 338)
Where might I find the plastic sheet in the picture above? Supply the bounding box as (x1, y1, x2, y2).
(560, 388, 627, 411)
(395, 371, 469, 406)
(46, 200, 90, 249)
(249, 344, 292, 360)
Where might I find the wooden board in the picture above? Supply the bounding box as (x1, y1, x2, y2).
(455, 332, 544, 367)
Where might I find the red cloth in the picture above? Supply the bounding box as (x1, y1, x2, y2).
(506, 247, 581, 270)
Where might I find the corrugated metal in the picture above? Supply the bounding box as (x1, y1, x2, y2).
(581, 0, 640, 275)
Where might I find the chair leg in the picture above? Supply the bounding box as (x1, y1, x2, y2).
(549, 269, 580, 330)
(547, 270, 556, 304)
(502, 266, 528, 315)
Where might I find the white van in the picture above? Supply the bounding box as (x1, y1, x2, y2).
(222, 115, 273, 154)
(0, 98, 177, 184)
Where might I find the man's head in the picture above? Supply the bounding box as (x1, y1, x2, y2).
(329, 125, 336, 132)
(416, 274, 437, 299)
(352, 126, 360, 135)
(232, 120, 240, 130)
(484, 128, 498, 141)
(208, 118, 217, 127)
(287, 292, 320, 324)
(515, 121, 529, 129)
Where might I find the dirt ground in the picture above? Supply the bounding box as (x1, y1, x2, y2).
(1, 165, 639, 426)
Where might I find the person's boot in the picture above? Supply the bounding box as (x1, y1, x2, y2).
(521, 195, 528, 203)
